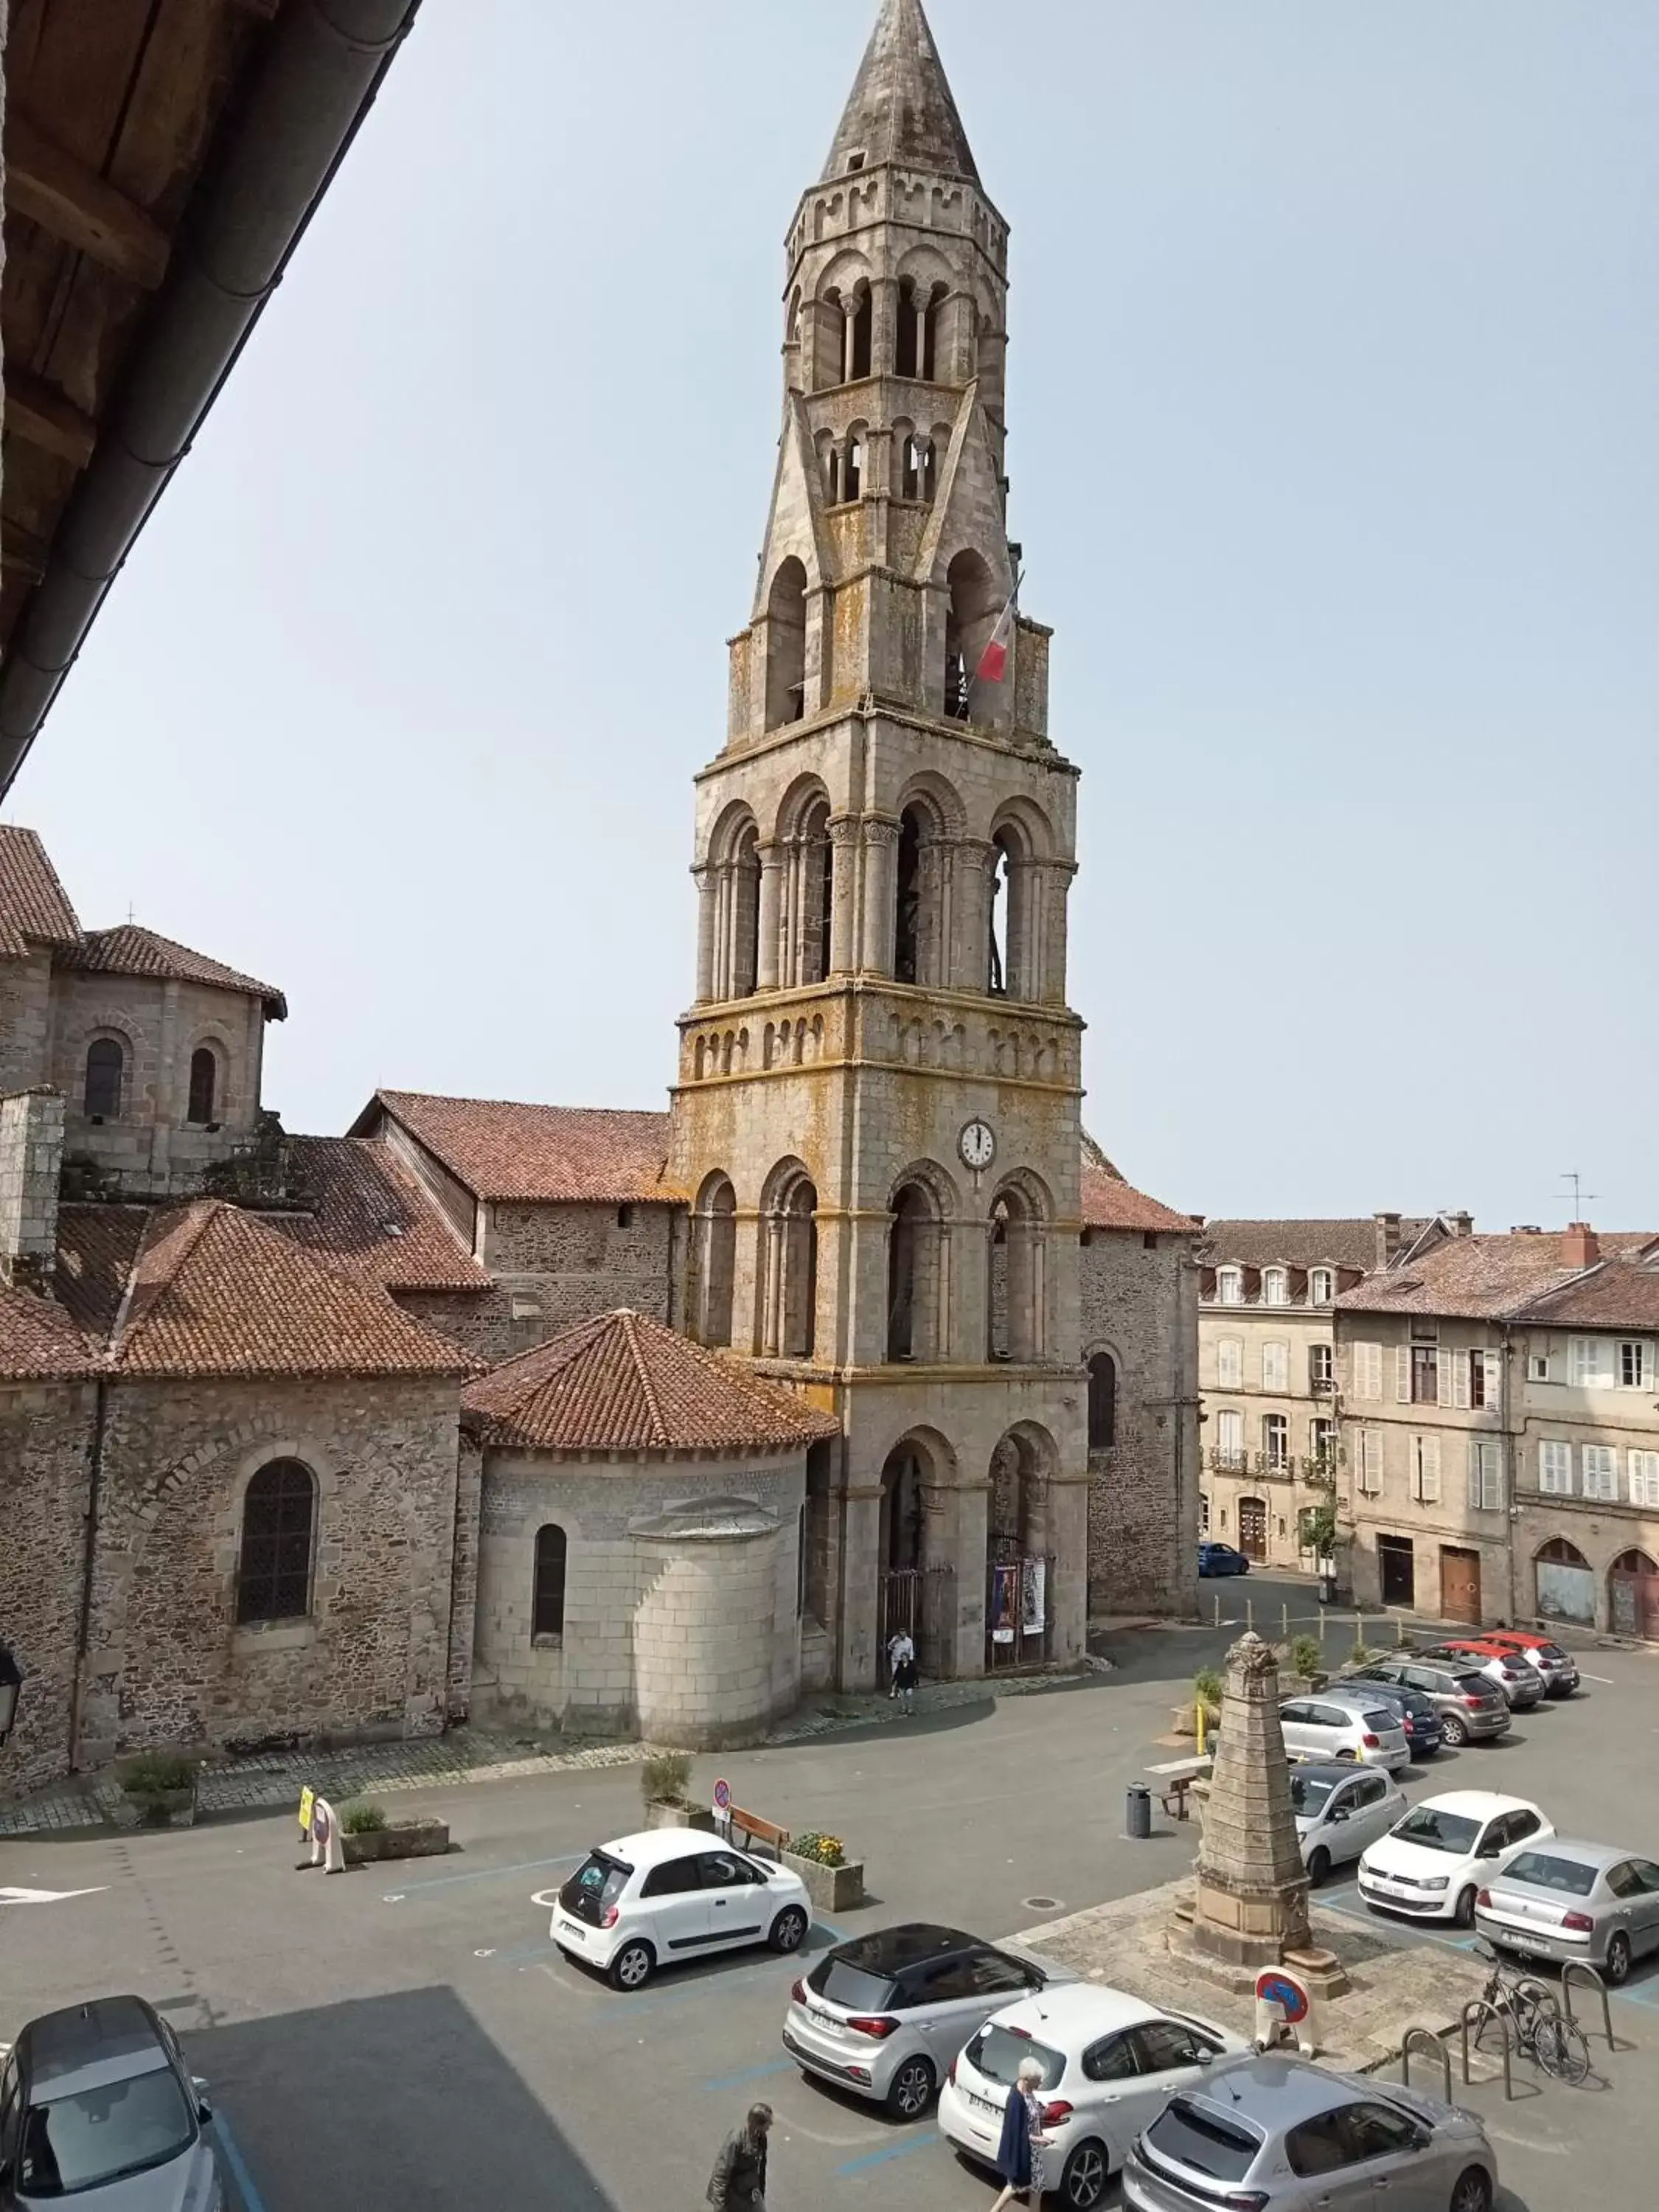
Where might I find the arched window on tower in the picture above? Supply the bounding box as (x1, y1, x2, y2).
(887, 1177, 948, 1363)
(922, 282, 946, 379)
(692, 1172, 737, 1347)
(987, 817, 1041, 1000)
(894, 807, 923, 984)
(759, 1165, 817, 1360)
(1088, 1352, 1118, 1450)
(895, 277, 920, 378)
(765, 557, 807, 729)
(945, 549, 1000, 723)
(187, 1046, 218, 1125)
(799, 797, 834, 985)
(851, 286, 872, 379)
(987, 1180, 1046, 1363)
(987, 838, 1009, 995)
(83, 1036, 124, 1121)
(843, 424, 866, 502)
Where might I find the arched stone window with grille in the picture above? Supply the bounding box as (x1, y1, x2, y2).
(532, 1524, 568, 1641)
(236, 1458, 317, 1624)
(1087, 1352, 1117, 1450)
(187, 1046, 218, 1125)
(83, 1036, 124, 1120)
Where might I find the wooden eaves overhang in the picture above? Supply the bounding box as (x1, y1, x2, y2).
(0, 0, 424, 799)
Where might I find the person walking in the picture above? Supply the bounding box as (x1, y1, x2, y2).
(988, 2055, 1051, 2212)
(706, 2101, 772, 2212)
(891, 1631, 919, 1715)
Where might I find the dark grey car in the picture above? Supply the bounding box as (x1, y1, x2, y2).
(0, 1996, 224, 2211)
(1348, 1657, 1509, 1747)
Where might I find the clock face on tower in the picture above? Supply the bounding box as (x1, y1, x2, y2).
(959, 1119, 996, 1172)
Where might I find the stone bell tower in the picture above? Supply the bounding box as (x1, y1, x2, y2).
(669, 0, 1088, 1692)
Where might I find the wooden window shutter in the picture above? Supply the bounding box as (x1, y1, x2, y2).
(1395, 1345, 1412, 1402)
(1483, 1349, 1501, 1405)
(1418, 1433, 1440, 1500)
(1466, 1436, 1480, 1510)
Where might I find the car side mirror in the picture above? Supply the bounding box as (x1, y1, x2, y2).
(192, 2077, 213, 2123)
(1195, 2049, 1212, 2067)
(1329, 1807, 1349, 1823)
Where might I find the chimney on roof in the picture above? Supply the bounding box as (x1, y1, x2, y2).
(1373, 1211, 1403, 1270)
(1562, 1221, 1600, 1270)
(0, 1088, 64, 1295)
(1450, 1211, 1474, 1238)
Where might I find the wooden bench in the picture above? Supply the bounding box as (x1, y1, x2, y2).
(728, 1806, 791, 1859)
(1147, 1756, 1211, 1823)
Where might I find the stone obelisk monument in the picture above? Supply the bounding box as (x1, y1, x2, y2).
(1172, 1629, 1347, 1992)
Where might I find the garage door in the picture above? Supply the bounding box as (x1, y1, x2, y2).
(1439, 1546, 1481, 1626)
(1609, 1550, 1659, 1641)
(1377, 1535, 1415, 1609)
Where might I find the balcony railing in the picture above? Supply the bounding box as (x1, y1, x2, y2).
(1205, 1447, 1342, 1483)
(1310, 1374, 1335, 1395)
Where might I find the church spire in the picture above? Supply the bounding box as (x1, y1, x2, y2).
(821, 0, 980, 185)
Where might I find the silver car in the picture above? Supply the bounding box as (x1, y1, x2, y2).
(1122, 2053, 1497, 2212)
(1290, 1762, 1408, 1886)
(1278, 1689, 1411, 1773)
(782, 1922, 1055, 2119)
(1475, 1839, 1659, 1986)
(0, 1994, 226, 2211)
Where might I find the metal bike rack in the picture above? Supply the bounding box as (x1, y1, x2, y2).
(1562, 1961, 1621, 2051)
(1401, 2025, 1451, 2102)
(1460, 1999, 1514, 2101)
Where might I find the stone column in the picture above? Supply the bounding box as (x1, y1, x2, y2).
(827, 815, 860, 974)
(842, 299, 859, 384)
(859, 816, 900, 975)
(693, 866, 717, 1003)
(953, 838, 995, 996)
(949, 1478, 990, 1681)
(838, 1485, 883, 1693)
(756, 843, 785, 992)
(1043, 860, 1077, 1006)
(872, 276, 900, 376)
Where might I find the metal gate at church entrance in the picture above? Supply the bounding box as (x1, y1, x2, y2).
(986, 1538, 1056, 1672)
(877, 1566, 954, 1683)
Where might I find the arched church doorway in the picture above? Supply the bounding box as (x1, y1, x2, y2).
(877, 1434, 955, 1683)
(986, 1425, 1057, 1671)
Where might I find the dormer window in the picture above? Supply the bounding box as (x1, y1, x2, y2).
(1310, 1267, 1335, 1306)
(1263, 1267, 1289, 1306)
(845, 150, 866, 173)
(1217, 1267, 1243, 1306)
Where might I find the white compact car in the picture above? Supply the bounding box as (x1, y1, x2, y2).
(550, 1831, 811, 1989)
(939, 1984, 1250, 2210)
(1290, 1762, 1409, 1885)
(1358, 1791, 1553, 1928)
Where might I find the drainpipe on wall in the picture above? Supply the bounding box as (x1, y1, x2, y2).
(68, 1376, 109, 1775)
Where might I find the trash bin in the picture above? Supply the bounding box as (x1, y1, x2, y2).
(1126, 1784, 1152, 1840)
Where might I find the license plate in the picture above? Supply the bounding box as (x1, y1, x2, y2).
(969, 2091, 1001, 2120)
(810, 2008, 845, 2038)
(559, 1917, 586, 1943)
(1368, 1877, 1412, 1896)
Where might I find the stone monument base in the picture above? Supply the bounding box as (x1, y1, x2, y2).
(1166, 1890, 1351, 1995)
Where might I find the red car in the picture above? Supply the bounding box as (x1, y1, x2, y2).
(1478, 1628, 1580, 1696)
(1421, 1638, 1546, 1709)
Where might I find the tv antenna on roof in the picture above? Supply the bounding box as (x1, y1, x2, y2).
(1560, 1171, 1601, 1220)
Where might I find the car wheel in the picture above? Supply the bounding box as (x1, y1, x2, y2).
(884, 2054, 936, 2120)
(1335, 1748, 1357, 1764)
(1060, 2138, 1110, 2210)
(1441, 1713, 1469, 1747)
(608, 1939, 654, 1992)
(770, 1905, 809, 1953)
(1453, 1885, 1478, 1929)
(1449, 2166, 1492, 2212)
(1307, 1846, 1332, 1888)
(1604, 1932, 1632, 1986)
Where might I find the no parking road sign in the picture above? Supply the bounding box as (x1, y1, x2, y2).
(1254, 1966, 1318, 2056)
(712, 1778, 731, 1812)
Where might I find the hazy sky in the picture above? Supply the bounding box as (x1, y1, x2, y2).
(12, 2, 1657, 1227)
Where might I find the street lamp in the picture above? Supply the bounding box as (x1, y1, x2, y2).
(0, 1644, 22, 1746)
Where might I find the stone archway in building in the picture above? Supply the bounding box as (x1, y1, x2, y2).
(1609, 1548, 1659, 1641)
(876, 1428, 956, 1682)
(986, 1422, 1058, 1669)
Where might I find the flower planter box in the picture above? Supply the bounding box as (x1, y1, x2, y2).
(642, 1800, 717, 1833)
(341, 1818, 450, 1866)
(782, 1848, 866, 1913)
(113, 1784, 196, 1830)
(1170, 1705, 1220, 1740)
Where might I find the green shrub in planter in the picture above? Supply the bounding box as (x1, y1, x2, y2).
(1290, 1635, 1323, 1682)
(341, 1799, 388, 1836)
(788, 1831, 846, 1868)
(641, 1750, 693, 1806)
(118, 1750, 199, 1796)
(1193, 1668, 1224, 1717)
(1349, 1638, 1373, 1668)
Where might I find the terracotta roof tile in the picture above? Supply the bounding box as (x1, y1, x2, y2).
(0, 824, 80, 956)
(463, 1309, 840, 1454)
(53, 1206, 148, 1337)
(63, 925, 286, 1018)
(105, 1201, 473, 1379)
(278, 1137, 490, 1294)
(364, 1091, 672, 1204)
(1511, 1251, 1659, 1332)
(1079, 1164, 1199, 1236)
(0, 1281, 98, 1380)
(1337, 1230, 1658, 1322)
(1200, 1219, 1421, 1273)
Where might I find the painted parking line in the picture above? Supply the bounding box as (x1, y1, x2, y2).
(1580, 1673, 1615, 1686)
(703, 2057, 796, 2093)
(383, 1851, 584, 1898)
(1317, 1891, 1478, 1952)
(836, 2129, 940, 2176)
(213, 2112, 269, 2212)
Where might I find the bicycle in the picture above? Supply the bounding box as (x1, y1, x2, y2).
(1472, 1942, 1591, 2085)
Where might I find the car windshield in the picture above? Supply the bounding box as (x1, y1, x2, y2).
(20, 2069, 194, 2197)
(1289, 1773, 1339, 1817)
(811, 1958, 897, 2011)
(1504, 1852, 1598, 1897)
(1145, 2097, 1263, 2182)
(1391, 1807, 1480, 1854)
(965, 2026, 1065, 2091)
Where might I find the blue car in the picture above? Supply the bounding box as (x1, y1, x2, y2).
(1197, 1541, 1251, 1577)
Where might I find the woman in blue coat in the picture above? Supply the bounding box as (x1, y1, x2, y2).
(990, 2053, 1051, 2211)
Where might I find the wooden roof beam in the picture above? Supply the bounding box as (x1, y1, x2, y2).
(4, 375, 97, 470)
(4, 111, 171, 290)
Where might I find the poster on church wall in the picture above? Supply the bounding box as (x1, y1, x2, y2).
(1021, 1557, 1046, 1635)
(990, 1564, 1019, 1643)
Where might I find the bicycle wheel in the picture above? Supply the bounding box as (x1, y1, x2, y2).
(1534, 2013, 1590, 2085)
(1514, 1976, 1559, 2020)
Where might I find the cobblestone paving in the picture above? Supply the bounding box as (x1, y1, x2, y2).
(0, 1663, 1104, 1836)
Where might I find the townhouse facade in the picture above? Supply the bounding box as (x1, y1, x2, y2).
(1336, 1222, 1659, 1638)
(1197, 1214, 1435, 1571)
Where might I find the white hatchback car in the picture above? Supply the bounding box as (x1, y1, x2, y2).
(1358, 1791, 1554, 1928)
(1290, 1762, 1409, 1886)
(551, 1831, 811, 1989)
(939, 1985, 1250, 2211)
(1278, 1691, 1411, 1773)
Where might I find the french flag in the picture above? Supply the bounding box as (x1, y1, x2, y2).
(975, 576, 1021, 684)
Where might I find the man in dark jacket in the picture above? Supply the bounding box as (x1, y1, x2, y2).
(706, 2103, 772, 2211)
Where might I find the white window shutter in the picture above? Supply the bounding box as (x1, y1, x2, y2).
(1419, 1433, 1441, 1501)
(1396, 1345, 1411, 1402)
(1483, 1349, 1502, 1405)
(1454, 1352, 1471, 1409)
(1466, 1437, 1480, 1510)
(1437, 1348, 1453, 1405)
(1569, 1338, 1589, 1386)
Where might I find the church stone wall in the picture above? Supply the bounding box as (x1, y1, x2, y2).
(0, 1382, 95, 1795)
(76, 1376, 462, 1764)
(0, 949, 55, 1093)
(1081, 1229, 1200, 1621)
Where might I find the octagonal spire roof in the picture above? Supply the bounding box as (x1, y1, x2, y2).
(821, 0, 980, 185)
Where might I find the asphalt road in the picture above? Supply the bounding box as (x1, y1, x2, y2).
(2, 1587, 1655, 2212)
